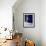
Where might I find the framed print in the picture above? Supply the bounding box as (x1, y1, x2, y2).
(23, 13, 35, 28)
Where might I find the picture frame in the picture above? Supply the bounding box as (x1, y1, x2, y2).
(23, 13, 35, 28)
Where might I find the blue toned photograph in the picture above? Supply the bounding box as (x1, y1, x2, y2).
(23, 13, 35, 28)
(25, 15, 33, 23)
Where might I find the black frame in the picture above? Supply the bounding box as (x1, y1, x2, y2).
(23, 13, 35, 28)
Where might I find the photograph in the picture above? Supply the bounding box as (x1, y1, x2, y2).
(23, 13, 35, 28)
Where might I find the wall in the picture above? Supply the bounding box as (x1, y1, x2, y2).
(41, 0, 46, 46)
(13, 0, 41, 46)
(0, 0, 16, 30)
(0, 0, 17, 38)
